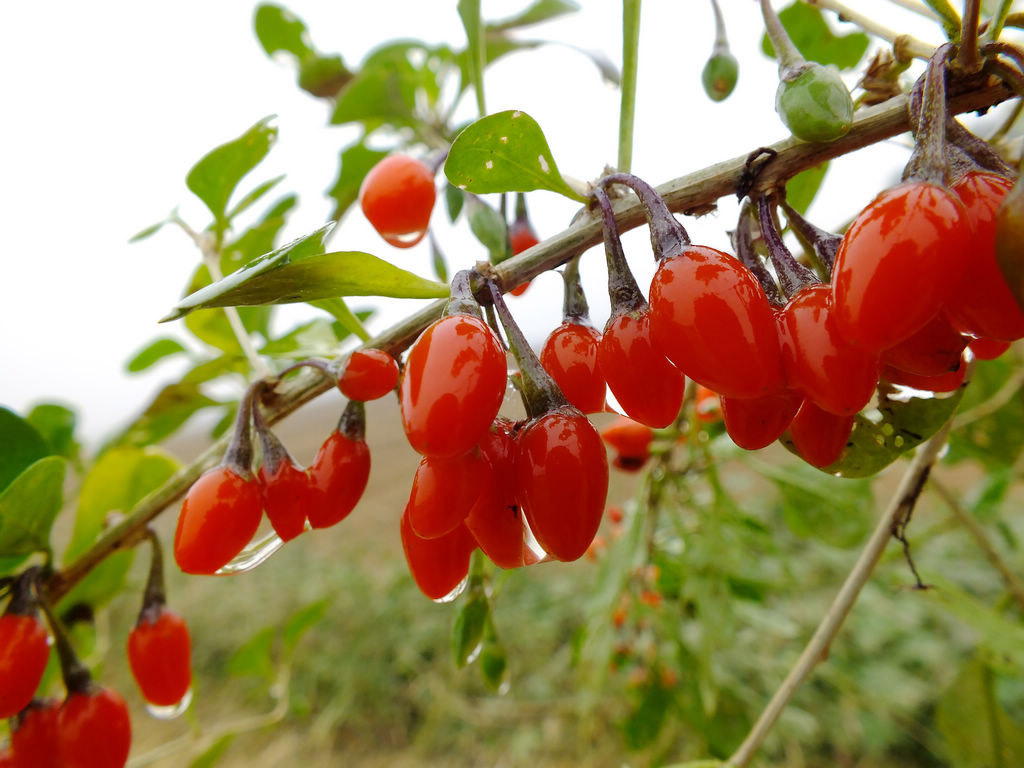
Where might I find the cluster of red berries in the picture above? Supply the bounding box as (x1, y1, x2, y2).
(173, 348, 399, 574)
(1, 556, 192, 768)
(397, 272, 609, 598)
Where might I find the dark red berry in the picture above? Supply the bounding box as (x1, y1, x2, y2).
(127, 606, 192, 708)
(969, 337, 1012, 360)
(881, 312, 969, 377)
(408, 449, 493, 539)
(0, 608, 50, 721)
(338, 349, 400, 402)
(600, 416, 655, 472)
(10, 698, 60, 768)
(307, 429, 370, 528)
(788, 400, 855, 469)
(359, 155, 436, 248)
(400, 313, 508, 458)
(173, 466, 263, 575)
(258, 458, 313, 542)
(540, 321, 606, 414)
(882, 358, 967, 393)
(56, 686, 132, 768)
(400, 509, 477, 600)
(720, 390, 802, 451)
(516, 407, 609, 561)
(465, 420, 527, 569)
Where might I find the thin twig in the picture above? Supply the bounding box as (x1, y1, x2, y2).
(726, 414, 956, 767)
(618, 0, 642, 173)
(931, 478, 1024, 613)
(41, 78, 1012, 606)
(805, 0, 938, 60)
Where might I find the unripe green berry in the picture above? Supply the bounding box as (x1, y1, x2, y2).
(702, 50, 739, 102)
(776, 63, 853, 143)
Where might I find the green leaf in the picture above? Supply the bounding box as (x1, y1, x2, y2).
(258, 318, 339, 357)
(228, 627, 275, 683)
(253, 3, 312, 59)
(331, 42, 445, 128)
(445, 110, 587, 202)
(129, 219, 169, 243)
(445, 183, 465, 222)
(186, 117, 278, 235)
(308, 299, 372, 343)
(327, 142, 388, 221)
(926, 575, 1024, 673)
(0, 456, 66, 559)
(458, 0, 486, 114)
(465, 195, 509, 263)
(780, 382, 965, 478)
(478, 616, 509, 692)
(0, 407, 51, 494)
(112, 383, 220, 448)
(189, 733, 237, 768)
(430, 234, 449, 283)
(785, 162, 829, 215)
(226, 175, 285, 222)
(60, 447, 178, 609)
(936, 657, 1024, 767)
(761, 3, 869, 70)
(126, 338, 188, 373)
(282, 599, 327, 656)
(451, 595, 489, 668)
(26, 404, 79, 462)
(488, 0, 580, 31)
(162, 224, 448, 321)
(297, 54, 352, 99)
(623, 679, 673, 749)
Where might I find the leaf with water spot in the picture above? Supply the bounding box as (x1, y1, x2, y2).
(780, 381, 964, 477)
(445, 110, 587, 202)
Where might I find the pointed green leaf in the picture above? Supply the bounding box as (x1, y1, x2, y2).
(761, 3, 869, 70)
(308, 299, 372, 343)
(0, 456, 66, 559)
(465, 195, 509, 263)
(327, 142, 388, 221)
(430, 234, 449, 283)
(926, 575, 1024, 672)
(259, 318, 339, 357)
(162, 224, 447, 321)
(784, 161, 828, 216)
(0, 407, 51, 495)
(253, 3, 312, 59)
(60, 447, 179, 609)
(445, 110, 587, 202)
(186, 117, 278, 234)
(445, 183, 465, 222)
(126, 337, 188, 373)
(478, 616, 509, 692)
(297, 54, 352, 98)
(452, 595, 489, 668)
(228, 626, 276, 682)
(488, 0, 580, 31)
(780, 382, 965, 477)
(129, 219, 169, 243)
(27, 404, 79, 463)
(458, 0, 486, 114)
(226, 175, 286, 221)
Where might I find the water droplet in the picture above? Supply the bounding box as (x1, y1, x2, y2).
(146, 688, 192, 720)
(538, 155, 550, 173)
(216, 532, 285, 575)
(432, 575, 468, 604)
(521, 517, 548, 565)
(383, 229, 427, 248)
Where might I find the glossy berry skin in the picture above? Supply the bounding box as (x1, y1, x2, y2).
(258, 459, 313, 542)
(0, 749, 12, 767)
(720, 390, 802, 451)
(400, 313, 507, 458)
(540, 321, 606, 414)
(465, 420, 526, 569)
(649, 245, 785, 399)
(173, 466, 263, 575)
(881, 312, 968, 377)
(307, 430, 370, 529)
(946, 172, 1024, 341)
(600, 416, 655, 472)
(969, 337, 1012, 360)
(788, 400, 855, 469)
(599, 309, 684, 428)
(778, 284, 879, 416)
(400, 510, 477, 600)
(516, 407, 609, 562)
(359, 155, 435, 248)
(11, 698, 60, 768)
(882, 358, 966, 393)
(408, 449, 493, 539)
(832, 182, 972, 351)
(56, 686, 132, 768)
(127, 607, 192, 708)
(0, 614, 50, 719)
(338, 349, 400, 402)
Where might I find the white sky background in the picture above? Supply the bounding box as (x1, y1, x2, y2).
(0, 1, 966, 443)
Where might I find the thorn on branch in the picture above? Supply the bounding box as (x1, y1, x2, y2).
(736, 147, 779, 200)
(890, 465, 933, 590)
